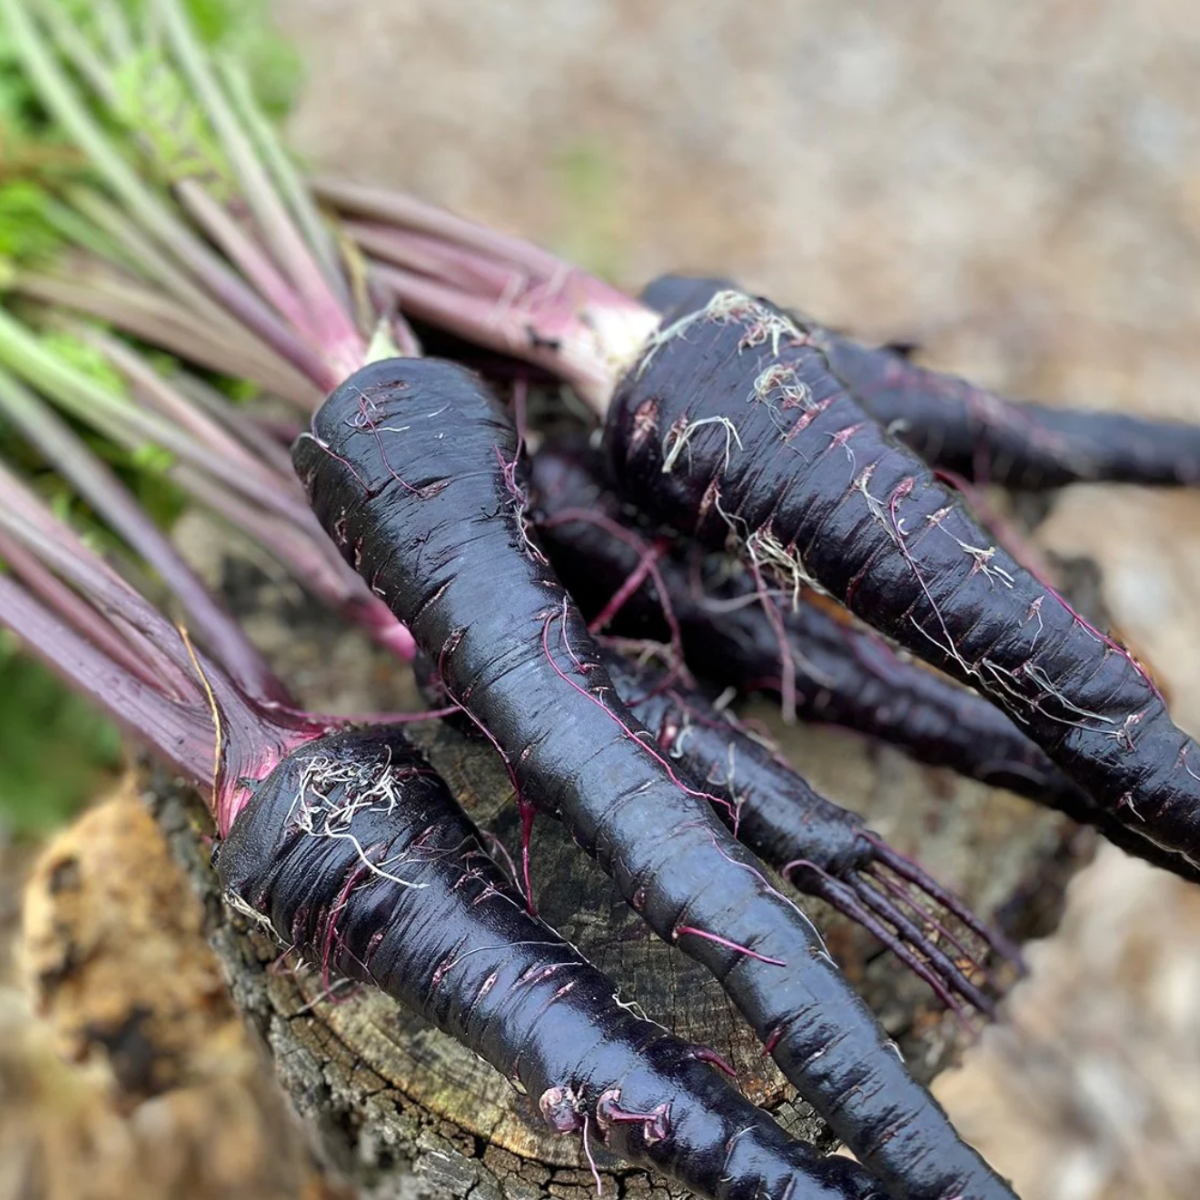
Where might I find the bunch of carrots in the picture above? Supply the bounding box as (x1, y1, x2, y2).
(4, 4, 1200, 1199)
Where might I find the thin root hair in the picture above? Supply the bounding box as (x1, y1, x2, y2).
(661, 414, 744, 476)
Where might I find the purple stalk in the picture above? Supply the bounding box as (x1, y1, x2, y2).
(13, 269, 321, 407)
(367, 261, 621, 409)
(173, 463, 415, 662)
(320, 186, 656, 410)
(176, 374, 297, 478)
(217, 58, 352, 313)
(81, 327, 279, 484)
(313, 178, 583, 281)
(0, 569, 215, 782)
(0, 311, 318, 525)
(157, 0, 365, 377)
(0, 367, 287, 703)
(0, 486, 324, 835)
(67, 336, 419, 663)
(0, 524, 162, 691)
(66, 185, 245, 338)
(176, 180, 329, 348)
(0, 464, 198, 698)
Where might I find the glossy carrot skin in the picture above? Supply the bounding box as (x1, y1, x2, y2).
(642, 274, 1200, 490)
(821, 335, 1200, 490)
(529, 437, 1079, 802)
(219, 726, 884, 1200)
(295, 358, 1017, 1200)
(605, 291, 1200, 865)
(415, 633, 1008, 1016)
(529, 438, 1200, 884)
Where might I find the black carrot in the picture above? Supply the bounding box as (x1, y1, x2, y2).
(597, 648, 1012, 1017)
(0, 471, 884, 1200)
(351, 207, 1200, 868)
(641, 274, 1200, 490)
(526, 437, 1200, 885)
(295, 356, 1018, 1200)
(526, 433, 1078, 802)
(602, 289, 1200, 864)
(822, 326, 1200, 491)
(221, 726, 886, 1200)
(415, 640, 1011, 1019)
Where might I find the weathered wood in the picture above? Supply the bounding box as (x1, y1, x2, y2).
(148, 548, 1087, 1199)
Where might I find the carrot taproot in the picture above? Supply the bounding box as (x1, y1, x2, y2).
(295, 355, 1019, 1200)
(344, 205, 1200, 867)
(602, 288, 1200, 864)
(0, 468, 885, 1200)
(526, 436, 1200, 884)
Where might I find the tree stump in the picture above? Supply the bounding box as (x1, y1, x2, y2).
(144, 543, 1089, 1200)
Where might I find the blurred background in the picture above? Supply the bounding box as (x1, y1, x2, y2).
(4, 1, 1200, 1197)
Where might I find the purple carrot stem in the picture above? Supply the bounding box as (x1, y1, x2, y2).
(0, 526, 161, 691)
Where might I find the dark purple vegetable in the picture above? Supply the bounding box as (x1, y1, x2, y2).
(342, 203, 1200, 864)
(603, 289, 1200, 866)
(598, 648, 1011, 1018)
(527, 437, 1200, 885)
(527, 434, 1068, 797)
(823, 331, 1200, 490)
(0, 474, 881, 1200)
(415, 636, 1012, 1018)
(642, 275, 1200, 490)
(220, 724, 886, 1200)
(295, 356, 1018, 1200)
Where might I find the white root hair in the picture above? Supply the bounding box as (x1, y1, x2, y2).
(745, 525, 827, 607)
(661, 415, 743, 475)
(636, 304, 712, 378)
(751, 362, 814, 411)
(223, 887, 283, 941)
(637, 289, 808, 380)
(286, 749, 430, 891)
(701, 290, 806, 356)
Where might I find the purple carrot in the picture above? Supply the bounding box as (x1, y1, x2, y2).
(598, 647, 1016, 1012)
(349, 206, 1200, 869)
(419, 633, 1011, 1019)
(0, 465, 883, 1200)
(604, 289, 1200, 864)
(525, 435, 1200, 884)
(294, 356, 1017, 1200)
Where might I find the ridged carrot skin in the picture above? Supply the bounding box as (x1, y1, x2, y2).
(642, 274, 1200, 490)
(604, 291, 1200, 864)
(528, 436, 1079, 802)
(528, 438, 1200, 884)
(415, 635, 1007, 1015)
(295, 358, 1018, 1200)
(219, 726, 883, 1200)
